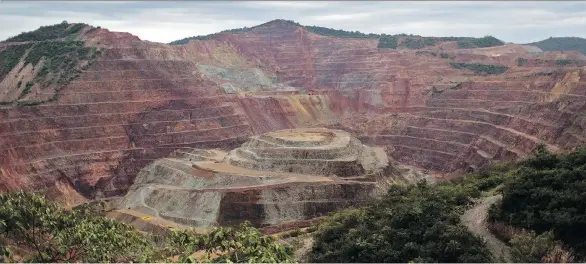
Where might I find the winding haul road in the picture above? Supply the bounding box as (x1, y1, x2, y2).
(461, 195, 511, 262)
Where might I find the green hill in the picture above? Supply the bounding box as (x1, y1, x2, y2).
(526, 37, 586, 54)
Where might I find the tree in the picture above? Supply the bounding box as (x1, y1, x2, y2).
(0, 191, 293, 263)
(0, 191, 149, 262)
(310, 182, 492, 263)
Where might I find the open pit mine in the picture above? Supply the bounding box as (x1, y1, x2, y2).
(1, 19, 586, 232)
(112, 128, 389, 232)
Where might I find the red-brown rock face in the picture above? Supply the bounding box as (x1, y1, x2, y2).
(1, 20, 586, 204)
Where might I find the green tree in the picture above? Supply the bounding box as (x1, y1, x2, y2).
(510, 230, 574, 263)
(490, 146, 586, 258)
(310, 182, 492, 263)
(0, 191, 149, 262)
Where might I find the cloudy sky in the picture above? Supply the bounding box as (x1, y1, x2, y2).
(2, 1, 586, 44)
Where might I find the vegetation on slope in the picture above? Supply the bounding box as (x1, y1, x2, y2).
(3, 146, 586, 262)
(527, 37, 586, 55)
(449, 62, 508, 75)
(0, 40, 98, 106)
(489, 145, 586, 259)
(169, 19, 505, 49)
(310, 146, 586, 263)
(377, 35, 398, 49)
(2, 21, 87, 43)
(0, 44, 33, 80)
(0, 192, 292, 263)
(310, 177, 501, 262)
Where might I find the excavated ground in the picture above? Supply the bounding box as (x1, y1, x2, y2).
(1, 19, 586, 210)
(113, 128, 390, 232)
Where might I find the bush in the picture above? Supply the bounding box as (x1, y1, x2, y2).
(0, 43, 33, 80)
(555, 59, 576, 65)
(510, 230, 574, 263)
(490, 146, 586, 258)
(0, 191, 149, 262)
(457, 36, 504, 48)
(310, 182, 492, 263)
(518, 57, 528, 66)
(449, 62, 508, 75)
(403, 38, 425, 49)
(378, 35, 398, 49)
(0, 192, 293, 263)
(3, 22, 87, 43)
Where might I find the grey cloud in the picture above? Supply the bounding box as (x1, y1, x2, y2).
(1, 1, 586, 43)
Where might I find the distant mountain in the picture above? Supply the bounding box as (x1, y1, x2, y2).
(526, 37, 586, 54)
(169, 19, 504, 49)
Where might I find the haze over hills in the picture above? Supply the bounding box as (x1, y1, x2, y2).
(2, 18, 586, 262)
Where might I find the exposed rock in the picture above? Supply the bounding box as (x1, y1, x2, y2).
(116, 128, 388, 230)
(1, 20, 586, 207)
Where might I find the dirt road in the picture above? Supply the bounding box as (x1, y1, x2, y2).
(461, 195, 511, 262)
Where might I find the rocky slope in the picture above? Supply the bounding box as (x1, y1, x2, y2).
(1, 19, 586, 205)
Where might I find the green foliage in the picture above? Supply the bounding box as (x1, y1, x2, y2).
(403, 37, 425, 49)
(377, 35, 398, 49)
(416, 50, 438, 56)
(555, 59, 577, 65)
(0, 191, 149, 262)
(510, 230, 574, 263)
(7, 41, 98, 107)
(16, 80, 22, 88)
(518, 57, 528, 66)
(157, 222, 293, 263)
(3, 21, 87, 43)
(169, 19, 505, 50)
(305, 26, 378, 39)
(0, 192, 292, 263)
(449, 62, 508, 75)
(490, 146, 586, 258)
(457, 36, 505, 48)
(527, 37, 586, 55)
(17, 82, 33, 100)
(310, 181, 493, 263)
(440, 53, 451, 59)
(0, 44, 33, 80)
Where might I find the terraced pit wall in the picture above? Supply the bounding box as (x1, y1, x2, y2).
(2, 21, 586, 204)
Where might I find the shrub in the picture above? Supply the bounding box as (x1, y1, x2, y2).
(378, 35, 398, 49)
(0, 192, 293, 263)
(449, 62, 508, 75)
(555, 59, 576, 65)
(510, 230, 574, 263)
(3, 22, 87, 42)
(0, 43, 33, 80)
(0, 191, 149, 262)
(403, 38, 425, 49)
(457, 36, 504, 48)
(490, 146, 586, 258)
(310, 182, 492, 263)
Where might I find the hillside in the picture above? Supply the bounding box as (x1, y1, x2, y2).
(169, 19, 505, 49)
(527, 37, 586, 55)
